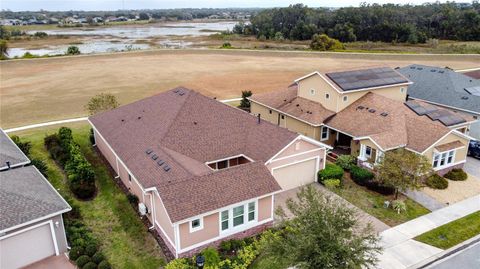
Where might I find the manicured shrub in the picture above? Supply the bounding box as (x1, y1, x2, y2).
(89, 128, 95, 145)
(365, 183, 396, 195)
(201, 247, 221, 267)
(30, 158, 48, 176)
(58, 127, 73, 149)
(444, 168, 467, 181)
(318, 163, 344, 182)
(92, 252, 105, 264)
(127, 193, 139, 205)
(82, 262, 97, 269)
(220, 240, 232, 252)
(70, 180, 96, 199)
(350, 165, 374, 185)
(323, 178, 341, 189)
(98, 260, 112, 269)
(335, 155, 356, 170)
(85, 243, 98, 257)
(68, 246, 84, 261)
(76, 255, 91, 268)
(165, 258, 192, 269)
(10, 135, 31, 156)
(426, 174, 448, 189)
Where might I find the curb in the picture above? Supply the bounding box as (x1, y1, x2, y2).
(411, 234, 480, 268)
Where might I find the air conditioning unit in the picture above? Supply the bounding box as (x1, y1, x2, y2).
(138, 203, 147, 216)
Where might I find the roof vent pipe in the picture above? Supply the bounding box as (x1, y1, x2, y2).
(257, 114, 261, 124)
(6, 161, 10, 169)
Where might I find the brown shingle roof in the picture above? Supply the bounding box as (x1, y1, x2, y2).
(435, 140, 464, 152)
(325, 93, 452, 152)
(249, 85, 335, 125)
(90, 88, 295, 222)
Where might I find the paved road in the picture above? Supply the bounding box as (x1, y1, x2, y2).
(464, 156, 480, 179)
(428, 242, 480, 269)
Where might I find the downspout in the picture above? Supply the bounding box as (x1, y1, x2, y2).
(144, 188, 157, 230)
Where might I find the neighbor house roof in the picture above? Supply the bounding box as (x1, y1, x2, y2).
(462, 70, 480, 80)
(90, 88, 295, 222)
(249, 85, 336, 125)
(325, 93, 470, 152)
(0, 165, 71, 232)
(398, 64, 480, 114)
(0, 130, 30, 170)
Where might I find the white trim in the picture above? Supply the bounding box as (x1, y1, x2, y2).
(174, 223, 180, 258)
(408, 96, 480, 116)
(189, 218, 204, 233)
(433, 160, 466, 171)
(354, 136, 386, 152)
(0, 166, 72, 234)
(0, 129, 31, 170)
(205, 154, 254, 170)
(320, 126, 329, 141)
(269, 148, 322, 163)
(0, 220, 60, 256)
(323, 124, 356, 139)
(177, 217, 273, 255)
(265, 135, 331, 165)
(217, 200, 258, 236)
(420, 130, 472, 155)
(155, 220, 177, 251)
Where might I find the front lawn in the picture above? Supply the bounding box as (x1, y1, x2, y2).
(17, 123, 165, 269)
(332, 173, 430, 226)
(414, 211, 480, 249)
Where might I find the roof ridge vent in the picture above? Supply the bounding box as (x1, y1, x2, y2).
(368, 109, 376, 113)
(380, 112, 388, 117)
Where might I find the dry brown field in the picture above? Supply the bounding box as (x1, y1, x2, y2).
(1, 49, 479, 128)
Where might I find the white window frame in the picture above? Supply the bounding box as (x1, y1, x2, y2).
(400, 87, 405, 93)
(325, 93, 330, 100)
(310, 88, 316, 95)
(219, 200, 258, 234)
(189, 217, 203, 233)
(247, 202, 256, 222)
(343, 95, 348, 102)
(433, 149, 456, 169)
(320, 126, 329, 141)
(365, 146, 372, 158)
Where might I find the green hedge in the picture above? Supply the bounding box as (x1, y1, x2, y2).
(350, 165, 374, 185)
(426, 174, 448, 189)
(45, 127, 96, 199)
(444, 169, 467, 181)
(318, 164, 344, 183)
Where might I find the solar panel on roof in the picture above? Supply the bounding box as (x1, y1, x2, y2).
(157, 160, 165, 166)
(151, 154, 158, 160)
(163, 165, 171, 172)
(438, 115, 466, 126)
(146, 149, 153, 155)
(326, 68, 409, 91)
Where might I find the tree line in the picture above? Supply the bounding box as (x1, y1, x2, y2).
(234, 2, 480, 43)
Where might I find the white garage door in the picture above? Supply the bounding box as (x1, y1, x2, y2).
(0, 223, 56, 269)
(272, 158, 317, 190)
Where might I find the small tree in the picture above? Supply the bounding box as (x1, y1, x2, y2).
(0, 39, 8, 59)
(85, 93, 119, 115)
(10, 135, 31, 156)
(310, 34, 345, 51)
(260, 185, 381, 269)
(376, 148, 432, 199)
(240, 90, 252, 109)
(66, 46, 80, 55)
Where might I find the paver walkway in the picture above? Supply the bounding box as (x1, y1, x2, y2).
(376, 194, 480, 269)
(24, 254, 76, 269)
(275, 183, 390, 233)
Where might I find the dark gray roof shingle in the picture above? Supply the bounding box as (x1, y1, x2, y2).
(398, 64, 480, 114)
(0, 166, 71, 231)
(0, 130, 30, 170)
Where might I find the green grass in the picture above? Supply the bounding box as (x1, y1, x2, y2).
(332, 174, 430, 226)
(415, 211, 480, 249)
(18, 123, 165, 269)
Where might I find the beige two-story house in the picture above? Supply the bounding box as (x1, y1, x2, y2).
(250, 67, 475, 175)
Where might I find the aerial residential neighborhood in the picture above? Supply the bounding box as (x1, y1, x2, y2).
(0, 1, 479, 269)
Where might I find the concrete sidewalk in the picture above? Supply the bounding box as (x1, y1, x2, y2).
(376, 194, 480, 269)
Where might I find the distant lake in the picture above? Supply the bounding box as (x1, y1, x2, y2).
(9, 21, 237, 57)
(26, 21, 238, 38)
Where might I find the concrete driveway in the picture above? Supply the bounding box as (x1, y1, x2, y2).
(23, 254, 76, 269)
(464, 157, 480, 179)
(274, 183, 390, 233)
